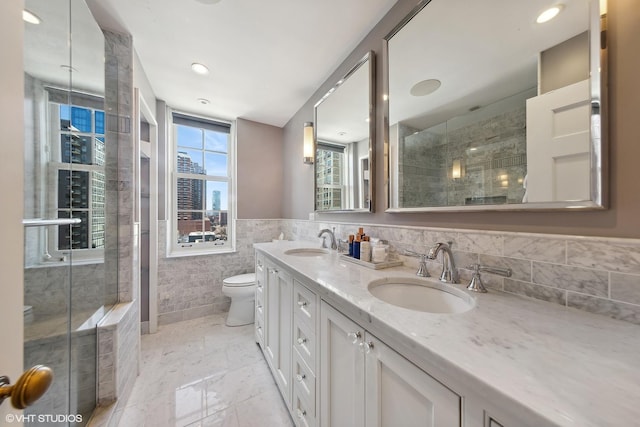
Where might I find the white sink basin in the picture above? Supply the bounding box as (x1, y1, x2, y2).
(368, 277, 474, 314)
(284, 248, 330, 257)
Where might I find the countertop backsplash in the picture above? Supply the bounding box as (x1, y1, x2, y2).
(279, 219, 640, 326)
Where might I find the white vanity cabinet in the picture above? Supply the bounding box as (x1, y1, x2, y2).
(320, 301, 462, 427)
(263, 259, 294, 409)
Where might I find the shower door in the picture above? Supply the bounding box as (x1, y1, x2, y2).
(22, 0, 114, 425)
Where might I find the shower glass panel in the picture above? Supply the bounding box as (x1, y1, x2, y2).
(23, 0, 114, 424)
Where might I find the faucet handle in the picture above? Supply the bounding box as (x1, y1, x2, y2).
(465, 264, 512, 293)
(403, 250, 430, 277)
(416, 254, 430, 277)
(466, 264, 487, 293)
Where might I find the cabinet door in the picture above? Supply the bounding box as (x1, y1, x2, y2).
(320, 302, 365, 427)
(265, 265, 293, 407)
(364, 333, 461, 427)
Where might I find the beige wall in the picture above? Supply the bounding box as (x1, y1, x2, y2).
(237, 118, 284, 218)
(0, 0, 25, 414)
(282, 0, 640, 239)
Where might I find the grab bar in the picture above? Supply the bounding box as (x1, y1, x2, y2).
(22, 218, 81, 227)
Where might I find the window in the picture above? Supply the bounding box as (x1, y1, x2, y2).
(315, 142, 347, 210)
(47, 90, 106, 260)
(170, 112, 235, 256)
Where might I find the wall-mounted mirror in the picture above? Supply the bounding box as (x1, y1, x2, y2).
(315, 51, 375, 212)
(384, 0, 606, 212)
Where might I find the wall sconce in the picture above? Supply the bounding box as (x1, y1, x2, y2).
(452, 159, 462, 179)
(303, 122, 314, 164)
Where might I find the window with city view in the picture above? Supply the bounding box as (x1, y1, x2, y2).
(50, 100, 106, 256)
(315, 143, 345, 210)
(173, 113, 233, 254)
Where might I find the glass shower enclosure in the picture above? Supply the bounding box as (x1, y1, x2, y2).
(22, 0, 116, 424)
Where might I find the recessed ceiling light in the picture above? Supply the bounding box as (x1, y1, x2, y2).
(410, 79, 441, 97)
(23, 9, 41, 25)
(191, 62, 209, 75)
(197, 98, 210, 105)
(536, 5, 564, 24)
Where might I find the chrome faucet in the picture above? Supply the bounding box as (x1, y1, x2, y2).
(427, 242, 459, 284)
(318, 228, 338, 250)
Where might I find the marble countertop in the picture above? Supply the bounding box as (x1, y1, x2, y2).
(255, 241, 640, 427)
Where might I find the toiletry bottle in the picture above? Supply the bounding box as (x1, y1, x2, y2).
(360, 236, 371, 262)
(353, 235, 361, 259)
(348, 234, 354, 257)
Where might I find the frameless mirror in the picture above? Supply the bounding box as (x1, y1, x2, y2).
(385, 0, 607, 211)
(314, 51, 375, 212)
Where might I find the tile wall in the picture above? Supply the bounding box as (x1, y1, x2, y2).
(398, 98, 527, 207)
(156, 219, 284, 325)
(156, 218, 639, 326)
(282, 219, 640, 326)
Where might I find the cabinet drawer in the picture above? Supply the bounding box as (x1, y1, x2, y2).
(293, 280, 317, 332)
(255, 282, 264, 307)
(255, 310, 264, 346)
(294, 347, 316, 411)
(293, 316, 316, 373)
(293, 380, 316, 427)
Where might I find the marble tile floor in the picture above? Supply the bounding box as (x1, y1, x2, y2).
(115, 314, 294, 427)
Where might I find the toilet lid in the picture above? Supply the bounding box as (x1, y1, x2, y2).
(223, 273, 256, 287)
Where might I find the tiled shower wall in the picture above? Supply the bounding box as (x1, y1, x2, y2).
(399, 102, 527, 207)
(282, 219, 640, 326)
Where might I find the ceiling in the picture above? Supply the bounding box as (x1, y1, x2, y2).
(84, 0, 397, 127)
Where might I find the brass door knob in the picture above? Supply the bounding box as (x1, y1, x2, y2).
(0, 365, 53, 409)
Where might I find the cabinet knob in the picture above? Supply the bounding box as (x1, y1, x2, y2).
(296, 374, 306, 382)
(297, 337, 307, 345)
(297, 300, 308, 308)
(360, 341, 374, 354)
(296, 409, 307, 419)
(347, 331, 361, 344)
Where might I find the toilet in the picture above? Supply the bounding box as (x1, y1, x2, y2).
(222, 273, 257, 326)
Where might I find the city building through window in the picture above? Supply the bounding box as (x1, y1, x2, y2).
(48, 92, 106, 260)
(171, 112, 234, 255)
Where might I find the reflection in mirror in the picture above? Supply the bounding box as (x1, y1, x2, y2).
(315, 52, 375, 212)
(385, 0, 606, 211)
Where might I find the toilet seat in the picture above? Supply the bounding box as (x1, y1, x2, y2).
(223, 273, 256, 287)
